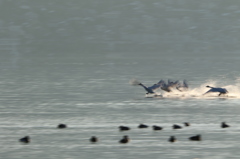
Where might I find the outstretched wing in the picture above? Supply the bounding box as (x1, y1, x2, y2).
(167, 79, 179, 88)
(176, 80, 188, 92)
(203, 87, 228, 95)
(203, 88, 220, 95)
(139, 83, 155, 93)
(147, 80, 165, 90)
(183, 80, 188, 88)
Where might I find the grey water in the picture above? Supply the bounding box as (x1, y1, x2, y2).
(1, 1, 240, 159)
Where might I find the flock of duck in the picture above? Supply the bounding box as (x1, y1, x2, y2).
(19, 122, 230, 144)
(130, 79, 228, 96)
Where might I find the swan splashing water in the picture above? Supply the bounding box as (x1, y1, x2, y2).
(130, 78, 240, 98)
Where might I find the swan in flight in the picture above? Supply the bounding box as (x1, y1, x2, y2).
(130, 79, 189, 94)
(157, 79, 171, 92)
(160, 80, 172, 92)
(176, 80, 188, 92)
(203, 86, 228, 96)
(130, 79, 162, 94)
(160, 79, 188, 92)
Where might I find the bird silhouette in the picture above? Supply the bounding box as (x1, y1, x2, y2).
(119, 135, 129, 144)
(138, 123, 149, 128)
(152, 125, 163, 130)
(19, 136, 30, 143)
(130, 79, 189, 94)
(172, 124, 182, 129)
(184, 122, 190, 126)
(89, 136, 98, 143)
(176, 80, 189, 92)
(168, 136, 176, 142)
(159, 79, 172, 92)
(221, 122, 230, 128)
(130, 79, 163, 94)
(57, 123, 67, 129)
(189, 135, 201, 141)
(119, 126, 130, 131)
(203, 86, 228, 96)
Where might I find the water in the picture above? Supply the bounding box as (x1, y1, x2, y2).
(1, 1, 240, 159)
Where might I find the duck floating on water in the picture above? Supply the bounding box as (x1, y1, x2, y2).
(221, 122, 230, 128)
(90, 136, 98, 143)
(19, 136, 30, 143)
(119, 126, 130, 131)
(119, 135, 129, 144)
(189, 135, 201, 141)
(168, 136, 176, 143)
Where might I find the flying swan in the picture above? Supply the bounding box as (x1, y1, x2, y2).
(130, 79, 162, 94)
(130, 79, 189, 95)
(203, 86, 228, 96)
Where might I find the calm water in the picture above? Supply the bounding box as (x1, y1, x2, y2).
(1, 1, 240, 159)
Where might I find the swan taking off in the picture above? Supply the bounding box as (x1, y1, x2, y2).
(203, 86, 228, 96)
(160, 79, 188, 92)
(176, 80, 188, 92)
(129, 79, 162, 94)
(130, 79, 189, 95)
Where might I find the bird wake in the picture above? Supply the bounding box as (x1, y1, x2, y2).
(130, 78, 240, 99)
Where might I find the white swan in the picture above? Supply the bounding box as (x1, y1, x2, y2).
(130, 79, 162, 94)
(203, 86, 228, 96)
(158, 80, 171, 92)
(161, 79, 188, 92)
(176, 80, 188, 92)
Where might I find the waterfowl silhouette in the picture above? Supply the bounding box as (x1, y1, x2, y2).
(57, 123, 67, 129)
(168, 136, 176, 142)
(138, 124, 149, 128)
(130, 79, 163, 94)
(158, 79, 178, 92)
(19, 136, 30, 143)
(189, 135, 201, 141)
(184, 122, 190, 126)
(119, 135, 129, 144)
(221, 122, 230, 128)
(172, 124, 182, 129)
(152, 125, 163, 130)
(90, 136, 98, 143)
(176, 80, 189, 92)
(203, 86, 228, 96)
(119, 126, 130, 131)
(158, 79, 172, 92)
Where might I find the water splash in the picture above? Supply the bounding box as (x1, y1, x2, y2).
(152, 80, 240, 98)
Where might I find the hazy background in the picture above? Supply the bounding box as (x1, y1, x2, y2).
(1, 0, 240, 56)
(0, 0, 239, 85)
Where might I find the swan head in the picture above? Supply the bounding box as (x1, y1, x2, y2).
(206, 85, 211, 88)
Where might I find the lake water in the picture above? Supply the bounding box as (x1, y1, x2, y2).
(1, 1, 240, 159)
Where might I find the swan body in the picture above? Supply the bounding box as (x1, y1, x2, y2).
(138, 83, 156, 94)
(203, 86, 228, 96)
(130, 79, 163, 94)
(159, 80, 172, 92)
(176, 80, 188, 92)
(161, 79, 188, 92)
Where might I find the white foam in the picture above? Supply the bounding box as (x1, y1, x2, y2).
(157, 80, 240, 99)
